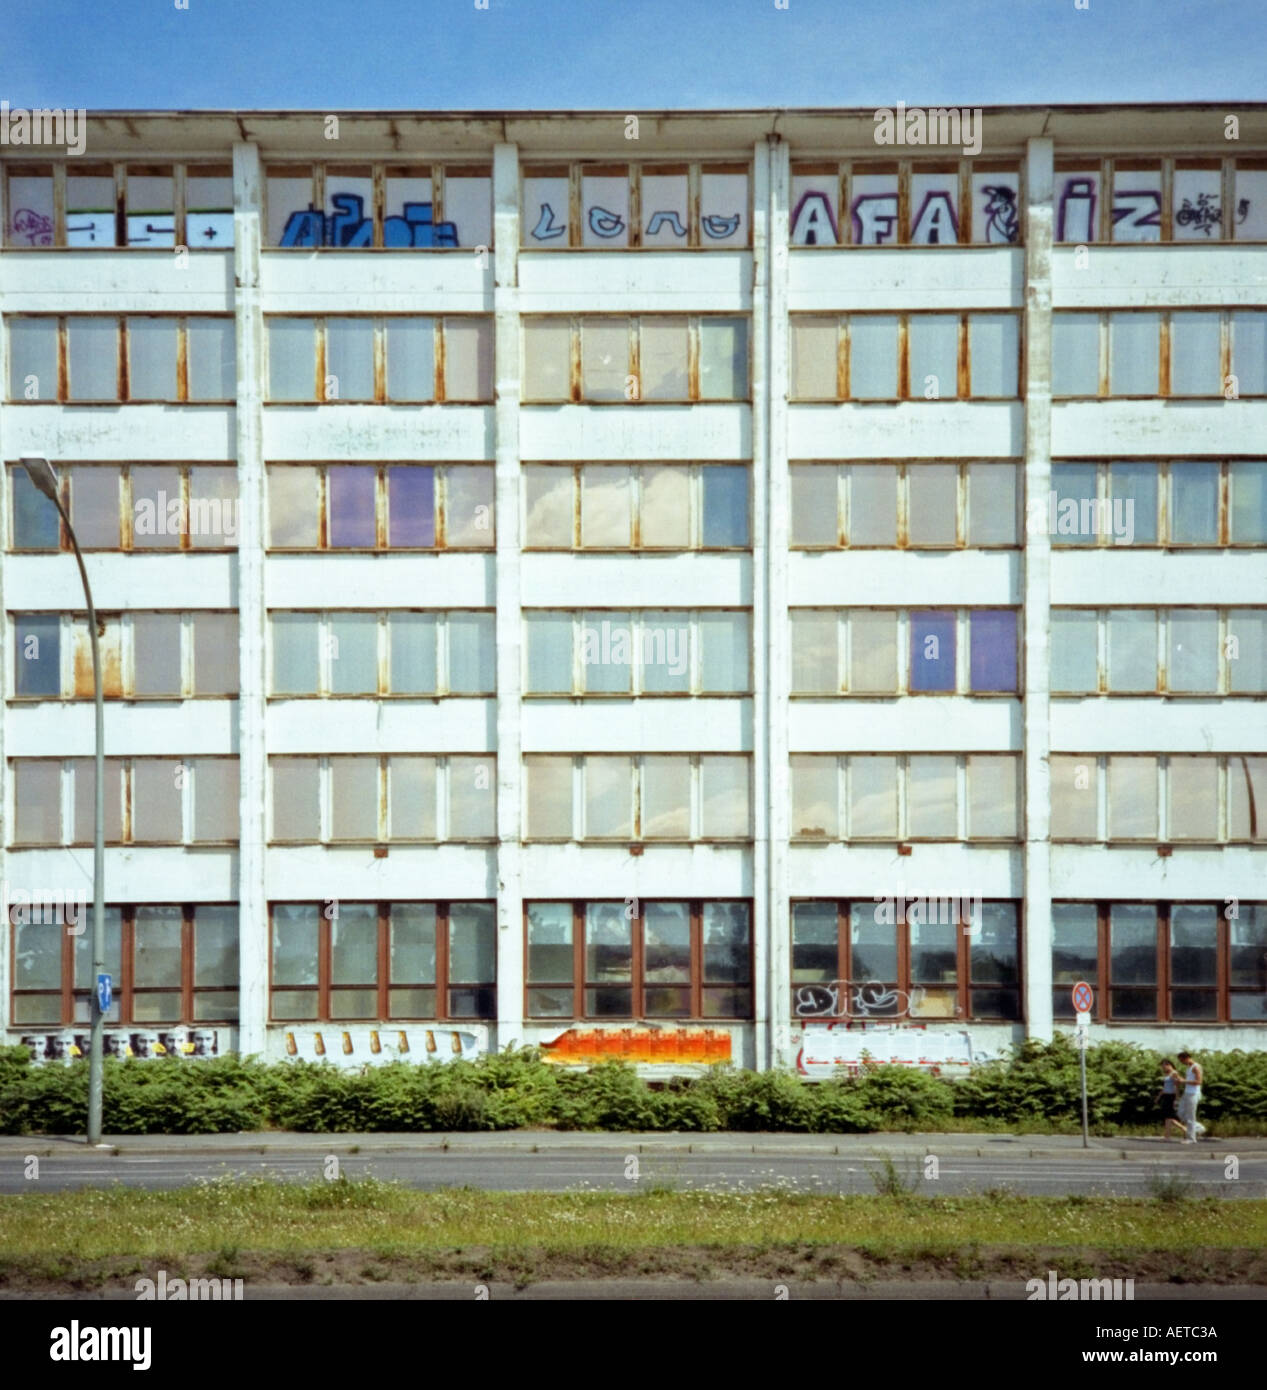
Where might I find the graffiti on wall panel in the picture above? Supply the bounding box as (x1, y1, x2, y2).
(541, 1028, 732, 1064)
(279, 193, 460, 248)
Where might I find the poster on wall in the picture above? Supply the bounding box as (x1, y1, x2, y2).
(797, 1023, 975, 1076)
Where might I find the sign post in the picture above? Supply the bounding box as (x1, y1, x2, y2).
(1072, 982, 1094, 1149)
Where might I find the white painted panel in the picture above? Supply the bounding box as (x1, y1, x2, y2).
(522, 553, 751, 607)
(265, 554, 495, 607)
(262, 251, 492, 312)
(1052, 551, 1267, 605)
(519, 404, 750, 460)
(9, 700, 238, 757)
(790, 697, 1021, 752)
(1052, 844, 1265, 901)
(789, 550, 1020, 606)
(2, 250, 234, 312)
(787, 842, 1022, 897)
(266, 699, 495, 754)
(518, 251, 752, 311)
(1053, 401, 1267, 457)
(5, 406, 236, 460)
(263, 405, 494, 460)
(789, 247, 1023, 311)
(519, 842, 752, 898)
(1051, 699, 1267, 753)
(266, 844, 497, 899)
(522, 698, 752, 752)
(3, 847, 237, 901)
(789, 402, 1023, 459)
(1053, 245, 1267, 308)
(4, 555, 236, 611)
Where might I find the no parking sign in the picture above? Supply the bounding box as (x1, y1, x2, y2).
(1072, 981, 1094, 1014)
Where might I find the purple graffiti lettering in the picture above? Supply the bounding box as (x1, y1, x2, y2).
(1111, 189, 1162, 237)
(910, 190, 959, 244)
(981, 184, 1019, 244)
(1057, 177, 1097, 242)
(790, 189, 838, 245)
(11, 207, 53, 245)
(851, 193, 899, 245)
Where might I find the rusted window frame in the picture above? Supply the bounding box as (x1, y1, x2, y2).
(790, 898, 1024, 1022)
(264, 607, 496, 698)
(788, 751, 1024, 843)
(1056, 900, 1263, 1025)
(266, 901, 496, 1023)
(8, 902, 239, 1028)
(265, 753, 497, 845)
(523, 899, 754, 1021)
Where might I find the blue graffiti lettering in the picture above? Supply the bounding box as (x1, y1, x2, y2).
(645, 209, 687, 238)
(383, 202, 458, 247)
(329, 192, 373, 247)
(588, 205, 625, 238)
(530, 202, 567, 241)
(280, 194, 458, 248)
(701, 212, 741, 239)
(279, 205, 325, 247)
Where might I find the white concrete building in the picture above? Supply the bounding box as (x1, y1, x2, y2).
(1, 107, 1264, 1073)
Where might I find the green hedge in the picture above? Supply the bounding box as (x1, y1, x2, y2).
(1, 1039, 1264, 1136)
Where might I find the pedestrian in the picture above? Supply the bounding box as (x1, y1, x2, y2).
(1176, 1050, 1207, 1143)
(1156, 1058, 1185, 1141)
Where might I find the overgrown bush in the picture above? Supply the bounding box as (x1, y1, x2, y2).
(1, 1039, 1264, 1137)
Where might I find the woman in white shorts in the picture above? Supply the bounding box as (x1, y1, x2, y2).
(1176, 1050, 1206, 1143)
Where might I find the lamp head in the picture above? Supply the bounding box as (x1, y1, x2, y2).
(19, 456, 59, 502)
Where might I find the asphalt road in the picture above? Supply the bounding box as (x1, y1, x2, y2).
(3, 1149, 1265, 1197)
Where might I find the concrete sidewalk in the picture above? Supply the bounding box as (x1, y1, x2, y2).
(2, 1130, 1263, 1160)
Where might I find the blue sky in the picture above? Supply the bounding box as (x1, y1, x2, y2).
(4, 0, 1263, 110)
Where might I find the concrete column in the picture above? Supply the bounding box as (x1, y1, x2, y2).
(492, 143, 523, 1050)
(758, 135, 793, 1070)
(1022, 137, 1055, 1042)
(232, 142, 268, 1056)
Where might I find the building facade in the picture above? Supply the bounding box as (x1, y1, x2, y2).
(1, 107, 1265, 1072)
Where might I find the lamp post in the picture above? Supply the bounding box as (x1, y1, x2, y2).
(20, 457, 107, 1146)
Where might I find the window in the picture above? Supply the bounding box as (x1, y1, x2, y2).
(1050, 755, 1267, 843)
(268, 756, 494, 843)
(266, 465, 492, 549)
(791, 900, 1021, 1021)
(10, 905, 238, 1027)
(269, 902, 494, 1022)
(264, 317, 492, 402)
(789, 162, 1021, 246)
(1050, 608, 1267, 695)
(525, 901, 752, 1020)
(267, 610, 493, 697)
(1049, 462, 1267, 549)
(788, 314, 1020, 401)
(521, 316, 749, 402)
(265, 164, 490, 248)
(5, 162, 234, 249)
(7, 317, 234, 402)
(1054, 902, 1266, 1024)
(789, 754, 1021, 841)
(9, 758, 238, 845)
(522, 610, 751, 696)
(522, 162, 749, 248)
(522, 755, 751, 842)
(11, 612, 238, 700)
(788, 463, 1020, 548)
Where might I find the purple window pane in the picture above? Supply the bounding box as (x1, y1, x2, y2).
(970, 610, 1019, 692)
(388, 467, 436, 548)
(910, 610, 956, 691)
(328, 467, 376, 548)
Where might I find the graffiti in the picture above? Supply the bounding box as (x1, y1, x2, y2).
(587, 204, 626, 238)
(791, 190, 838, 245)
(531, 202, 567, 240)
(279, 193, 458, 248)
(911, 190, 958, 244)
(127, 216, 175, 247)
(646, 209, 687, 238)
(65, 211, 113, 246)
(1176, 192, 1221, 236)
(793, 981, 915, 1019)
(1111, 189, 1161, 237)
(11, 207, 53, 245)
(852, 193, 899, 245)
(797, 1022, 975, 1075)
(541, 1027, 732, 1064)
(1057, 177, 1096, 242)
(187, 210, 234, 245)
(702, 212, 741, 239)
(982, 184, 1019, 243)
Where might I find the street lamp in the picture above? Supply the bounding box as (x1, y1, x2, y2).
(20, 457, 107, 1146)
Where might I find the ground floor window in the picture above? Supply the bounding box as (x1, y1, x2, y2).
(10, 904, 238, 1025)
(269, 901, 495, 1022)
(791, 899, 1021, 1021)
(1052, 901, 1267, 1023)
(525, 900, 752, 1020)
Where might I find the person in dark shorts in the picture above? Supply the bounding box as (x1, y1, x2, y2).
(1157, 1058, 1186, 1140)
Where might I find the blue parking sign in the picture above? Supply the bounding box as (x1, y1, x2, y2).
(96, 973, 112, 1014)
